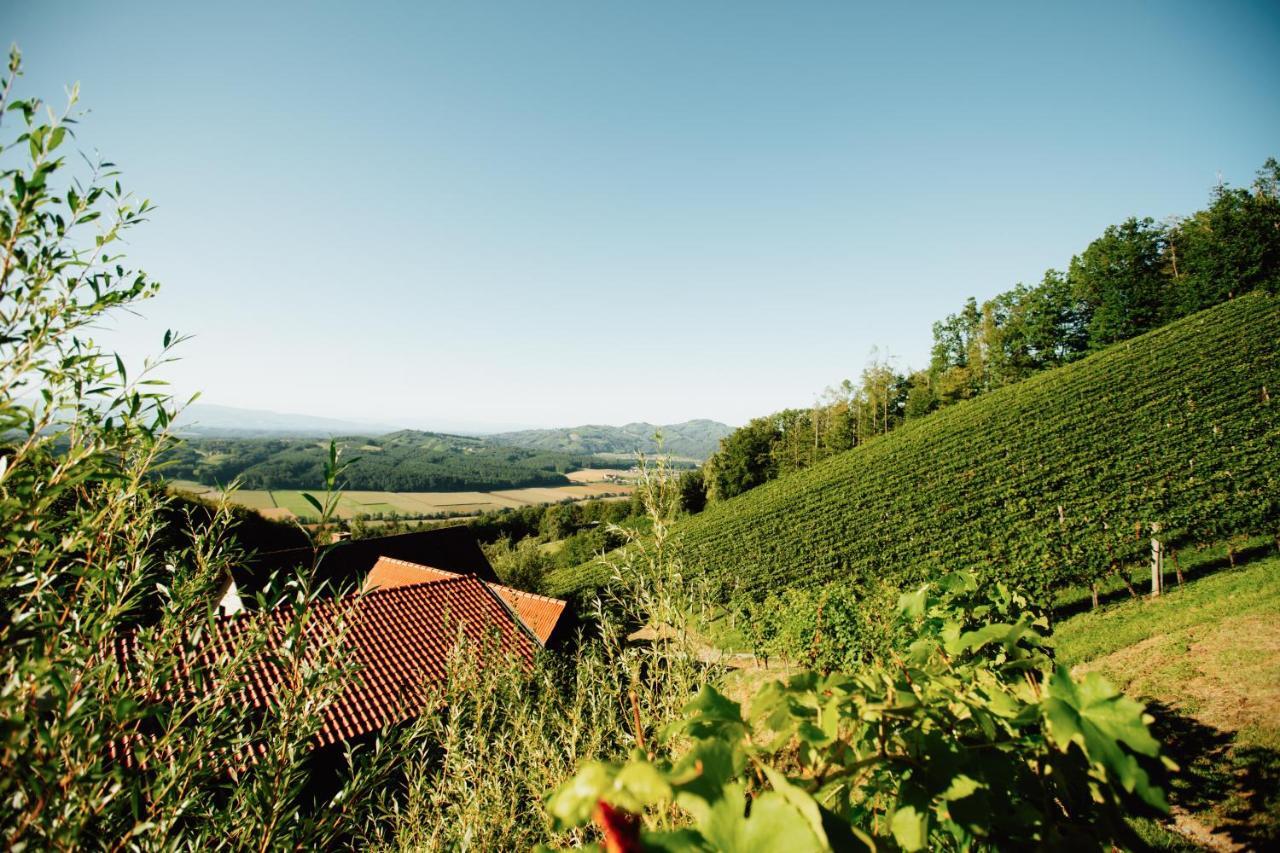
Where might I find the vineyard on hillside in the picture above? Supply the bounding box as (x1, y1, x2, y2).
(547, 293, 1280, 601)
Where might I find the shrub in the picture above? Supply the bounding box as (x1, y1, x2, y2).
(0, 48, 388, 848)
(740, 580, 903, 672)
(548, 572, 1172, 850)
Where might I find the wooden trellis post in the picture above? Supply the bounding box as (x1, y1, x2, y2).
(1150, 522, 1164, 596)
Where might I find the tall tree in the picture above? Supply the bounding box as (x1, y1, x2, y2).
(705, 416, 780, 501)
(1068, 217, 1171, 349)
(1168, 158, 1280, 312)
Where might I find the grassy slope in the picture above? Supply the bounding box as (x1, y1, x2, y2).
(1057, 554, 1280, 849)
(547, 293, 1280, 598)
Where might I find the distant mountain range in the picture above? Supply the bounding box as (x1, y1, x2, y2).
(171, 405, 733, 462)
(490, 420, 732, 461)
(173, 404, 400, 438)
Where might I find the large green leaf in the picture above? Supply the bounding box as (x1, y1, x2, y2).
(889, 804, 929, 852)
(698, 782, 829, 853)
(1041, 667, 1167, 810)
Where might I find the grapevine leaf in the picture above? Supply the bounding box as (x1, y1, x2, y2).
(545, 762, 617, 828)
(761, 763, 829, 845)
(940, 774, 983, 802)
(701, 781, 829, 853)
(1041, 668, 1167, 810)
(890, 804, 929, 852)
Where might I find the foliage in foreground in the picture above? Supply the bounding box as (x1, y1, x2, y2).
(364, 452, 721, 849)
(0, 47, 398, 849)
(549, 573, 1172, 851)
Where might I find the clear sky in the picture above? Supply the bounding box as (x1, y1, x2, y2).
(7, 1, 1279, 430)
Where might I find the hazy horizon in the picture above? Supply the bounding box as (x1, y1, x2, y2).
(175, 400, 732, 435)
(8, 1, 1279, 427)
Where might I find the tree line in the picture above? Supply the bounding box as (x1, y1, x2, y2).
(160, 433, 585, 492)
(698, 158, 1280, 503)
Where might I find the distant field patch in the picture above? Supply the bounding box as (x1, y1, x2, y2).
(266, 491, 319, 517)
(592, 452, 700, 465)
(177, 481, 632, 520)
(580, 482, 632, 496)
(393, 492, 526, 512)
(566, 468, 632, 483)
(169, 480, 221, 499)
(491, 487, 579, 504)
(226, 490, 278, 511)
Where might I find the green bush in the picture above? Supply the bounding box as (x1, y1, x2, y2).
(547, 573, 1172, 851)
(739, 581, 903, 672)
(0, 49, 392, 847)
(486, 534, 556, 592)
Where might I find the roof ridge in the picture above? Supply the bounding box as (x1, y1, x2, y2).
(468, 574, 543, 649)
(374, 554, 563, 600)
(489, 584, 564, 605)
(375, 555, 457, 574)
(357, 573, 467, 600)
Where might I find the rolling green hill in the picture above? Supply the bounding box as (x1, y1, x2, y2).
(160, 429, 582, 492)
(546, 293, 1280, 600)
(489, 419, 733, 461)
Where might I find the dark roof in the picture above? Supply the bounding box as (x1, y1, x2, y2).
(118, 574, 535, 755)
(236, 526, 500, 598)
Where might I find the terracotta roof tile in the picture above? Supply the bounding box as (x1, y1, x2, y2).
(364, 556, 568, 646)
(119, 574, 535, 754)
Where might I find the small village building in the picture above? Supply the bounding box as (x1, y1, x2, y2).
(132, 527, 569, 766)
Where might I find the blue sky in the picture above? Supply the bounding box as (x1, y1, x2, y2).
(7, 1, 1279, 430)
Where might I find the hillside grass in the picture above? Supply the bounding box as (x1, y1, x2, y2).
(546, 293, 1280, 600)
(1057, 552, 1280, 849)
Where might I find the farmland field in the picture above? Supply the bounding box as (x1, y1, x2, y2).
(170, 480, 632, 520)
(590, 451, 700, 465)
(565, 468, 633, 483)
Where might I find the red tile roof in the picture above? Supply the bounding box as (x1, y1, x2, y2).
(364, 556, 568, 646)
(118, 574, 536, 753)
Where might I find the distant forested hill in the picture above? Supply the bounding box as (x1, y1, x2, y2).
(160, 430, 580, 491)
(489, 419, 732, 461)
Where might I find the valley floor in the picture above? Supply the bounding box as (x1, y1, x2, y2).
(169, 474, 634, 521)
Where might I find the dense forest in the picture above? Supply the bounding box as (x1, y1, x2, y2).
(160, 429, 586, 491)
(699, 158, 1280, 503)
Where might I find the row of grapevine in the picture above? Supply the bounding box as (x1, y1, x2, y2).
(547, 293, 1280, 602)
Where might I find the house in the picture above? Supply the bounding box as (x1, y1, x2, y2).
(119, 571, 538, 763)
(363, 556, 569, 647)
